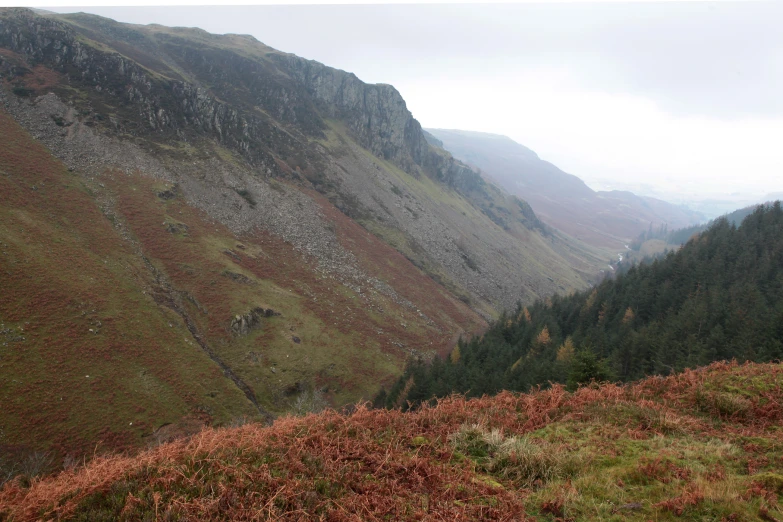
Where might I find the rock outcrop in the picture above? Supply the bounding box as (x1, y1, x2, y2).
(0, 8, 484, 192)
(230, 307, 280, 336)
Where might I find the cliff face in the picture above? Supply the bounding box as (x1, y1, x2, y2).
(0, 9, 487, 195)
(0, 9, 284, 171)
(277, 55, 428, 170)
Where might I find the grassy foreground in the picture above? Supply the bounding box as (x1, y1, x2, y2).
(1, 361, 782, 521)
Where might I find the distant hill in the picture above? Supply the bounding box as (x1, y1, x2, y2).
(426, 129, 705, 249)
(629, 202, 766, 251)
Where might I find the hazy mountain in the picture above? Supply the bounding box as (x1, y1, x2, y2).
(427, 129, 705, 249)
(0, 8, 607, 460)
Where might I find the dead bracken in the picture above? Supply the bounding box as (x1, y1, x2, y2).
(1, 361, 782, 521)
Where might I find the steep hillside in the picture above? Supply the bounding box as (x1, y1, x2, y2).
(427, 129, 704, 249)
(0, 8, 607, 315)
(0, 108, 258, 459)
(0, 7, 608, 463)
(0, 102, 487, 463)
(2, 361, 782, 521)
(387, 203, 783, 406)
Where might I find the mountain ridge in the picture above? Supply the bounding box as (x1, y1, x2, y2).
(0, 7, 607, 313)
(427, 128, 704, 248)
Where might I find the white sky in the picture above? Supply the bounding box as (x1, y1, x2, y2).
(36, 3, 783, 202)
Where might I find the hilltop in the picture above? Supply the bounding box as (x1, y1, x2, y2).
(1, 361, 782, 520)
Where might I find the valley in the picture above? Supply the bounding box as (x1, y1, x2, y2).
(426, 129, 705, 250)
(0, 7, 610, 463)
(1, 8, 780, 521)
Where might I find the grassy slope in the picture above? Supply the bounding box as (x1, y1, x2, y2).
(1, 361, 781, 521)
(108, 172, 484, 411)
(0, 110, 257, 459)
(0, 107, 485, 464)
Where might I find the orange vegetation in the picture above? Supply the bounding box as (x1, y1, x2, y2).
(2, 360, 781, 521)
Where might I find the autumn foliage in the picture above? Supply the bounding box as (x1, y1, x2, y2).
(2, 360, 782, 521)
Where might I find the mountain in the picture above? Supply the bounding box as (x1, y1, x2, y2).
(0, 7, 608, 462)
(3, 361, 782, 521)
(386, 203, 783, 406)
(426, 129, 705, 249)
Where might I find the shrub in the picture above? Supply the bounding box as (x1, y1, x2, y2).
(567, 350, 615, 391)
(695, 388, 752, 419)
(291, 388, 328, 416)
(450, 424, 585, 487)
(12, 86, 33, 97)
(753, 472, 783, 494)
(489, 436, 584, 487)
(449, 424, 494, 460)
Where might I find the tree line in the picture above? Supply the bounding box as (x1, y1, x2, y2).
(379, 202, 783, 409)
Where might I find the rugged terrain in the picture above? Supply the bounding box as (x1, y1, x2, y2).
(2, 361, 782, 521)
(426, 129, 704, 250)
(0, 8, 609, 463)
(0, 9, 607, 314)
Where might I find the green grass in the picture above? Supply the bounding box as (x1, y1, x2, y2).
(112, 176, 412, 415)
(0, 110, 257, 467)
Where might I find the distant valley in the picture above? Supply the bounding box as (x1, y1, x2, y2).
(426, 129, 705, 249)
(1, 7, 782, 520)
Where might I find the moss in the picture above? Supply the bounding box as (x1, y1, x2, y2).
(753, 472, 783, 493)
(411, 436, 429, 447)
(471, 475, 504, 490)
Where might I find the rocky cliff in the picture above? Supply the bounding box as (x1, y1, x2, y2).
(0, 7, 605, 314)
(0, 8, 479, 191)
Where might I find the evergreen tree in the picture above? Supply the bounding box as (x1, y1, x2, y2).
(387, 203, 783, 409)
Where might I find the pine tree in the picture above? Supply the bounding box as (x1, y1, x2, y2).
(386, 203, 783, 409)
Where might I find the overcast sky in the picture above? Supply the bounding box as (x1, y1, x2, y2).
(44, 3, 783, 204)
